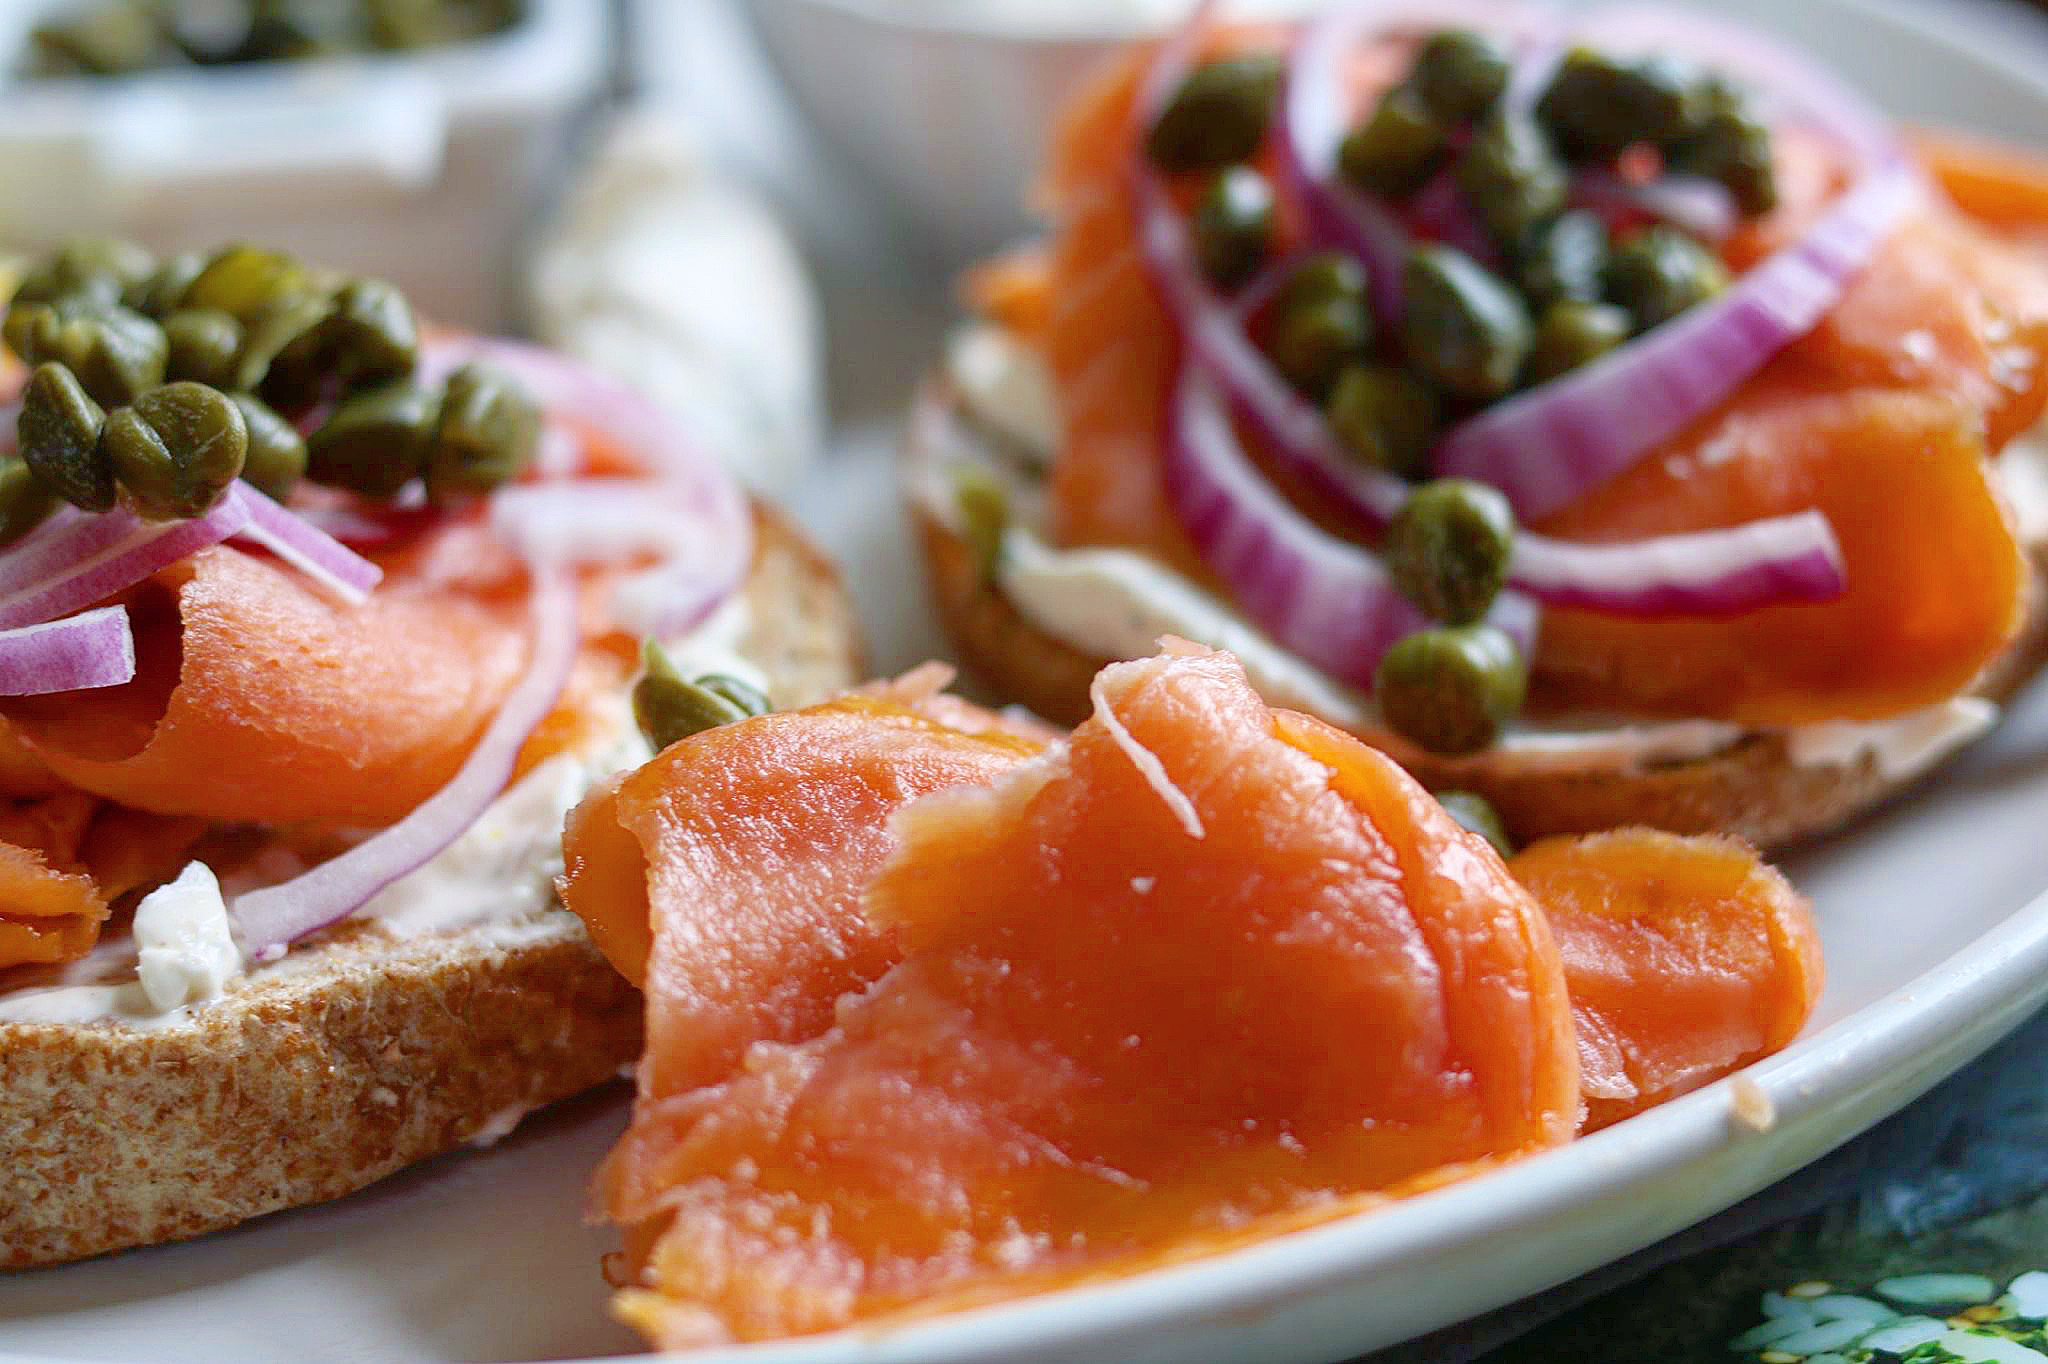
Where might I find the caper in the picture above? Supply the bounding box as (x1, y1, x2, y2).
(1455, 111, 1568, 246)
(1145, 53, 1284, 172)
(125, 251, 207, 318)
(102, 382, 249, 521)
(1669, 92, 1778, 215)
(1337, 89, 1449, 201)
(229, 393, 309, 501)
(1435, 789, 1514, 855)
(11, 300, 167, 409)
(1411, 29, 1511, 124)
(1267, 291, 1375, 401)
(19, 364, 112, 513)
(696, 674, 772, 719)
(29, 6, 168, 75)
(1382, 479, 1516, 625)
(953, 463, 1009, 584)
(181, 245, 314, 323)
(1523, 299, 1631, 385)
(0, 456, 58, 549)
(1274, 251, 1371, 316)
(1399, 244, 1532, 401)
(423, 363, 539, 504)
(11, 237, 156, 310)
(1605, 225, 1729, 332)
(633, 639, 752, 753)
(1374, 623, 1527, 755)
(1516, 210, 1609, 309)
(228, 292, 331, 399)
(1535, 47, 1704, 159)
(305, 381, 437, 497)
(1327, 364, 1439, 479)
(320, 278, 420, 387)
(1193, 165, 1274, 288)
(161, 309, 244, 388)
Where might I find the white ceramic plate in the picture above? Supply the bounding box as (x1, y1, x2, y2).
(9, 1, 2048, 1361)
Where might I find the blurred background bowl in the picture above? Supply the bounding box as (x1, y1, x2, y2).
(0, 0, 606, 327)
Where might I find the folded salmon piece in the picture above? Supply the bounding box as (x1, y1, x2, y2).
(599, 648, 1579, 1346)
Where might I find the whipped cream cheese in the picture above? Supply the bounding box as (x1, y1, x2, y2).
(934, 323, 2019, 778)
(0, 601, 755, 1029)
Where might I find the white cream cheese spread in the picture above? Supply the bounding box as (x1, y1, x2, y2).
(933, 323, 2020, 778)
(134, 862, 243, 1013)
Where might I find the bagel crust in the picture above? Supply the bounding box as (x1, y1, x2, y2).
(0, 505, 862, 1270)
(908, 379, 2048, 852)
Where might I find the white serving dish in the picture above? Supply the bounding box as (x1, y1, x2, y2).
(6, 1, 2048, 1362)
(0, 0, 606, 328)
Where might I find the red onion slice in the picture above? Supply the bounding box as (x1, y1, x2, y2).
(1434, 158, 1915, 518)
(232, 561, 580, 958)
(423, 334, 755, 636)
(0, 496, 253, 631)
(0, 506, 135, 596)
(1509, 510, 1844, 616)
(0, 605, 135, 695)
(227, 485, 383, 605)
(1166, 364, 1537, 689)
(1571, 168, 1738, 243)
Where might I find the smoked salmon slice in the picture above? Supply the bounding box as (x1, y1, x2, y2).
(559, 686, 1041, 1232)
(1020, 31, 2048, 725)
(601, 648, 1579, 1346)
(1511, 829, 1822, 1132)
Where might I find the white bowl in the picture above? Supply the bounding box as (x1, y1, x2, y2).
(0, 0, 607, 328)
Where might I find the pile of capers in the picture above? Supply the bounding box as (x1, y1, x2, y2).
(1, 237, 538, 545)
(27, 0, 523, 79)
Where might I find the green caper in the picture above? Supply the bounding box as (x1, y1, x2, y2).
(1455, 111, 1568, 246)
(1516, 210, 1609, 309)
(161, 309, 244, 387)
(696, 674, 772, 719)
(1382, 479, 1516, 625)
(1273, 251, 1371, 316)
(1374, 623, 1527, 755)
(19, 363, 112, 513)
(230, 291, 334, 399)
(1435, 789, 1514, 855)
(1411, 29, 1511, 124)
(1535, 47, 1704, 159)
(102, 382, 249, 520)
(1523, 299, 1631, 385)
(1193, 165, 1274, 288)
(11, 237, 157, 310)
(229, 393, 309, 501)
(1326, 364, 1439, 479)
(305, 381, 437, 497)
(124, 251, 207, 318)
(954, 463, 1009, 584)
(633, 639, 752, 753)
(0, 455, 58, 549)
(1669, 86, 1778, 216)
(1145, 53, 1285, 172)
(1604, 225, 1729, 332)
(1337, 89, 1449, 201)
(12, 300, 167, 409)
(423, 363, 539, 504)
(1267, 290, 1375, 401)
(1399, 244, 1532, 400)
(320, 278, 420, 387)
(29, 6, 169, 75)
(181, 244, 314, 323)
